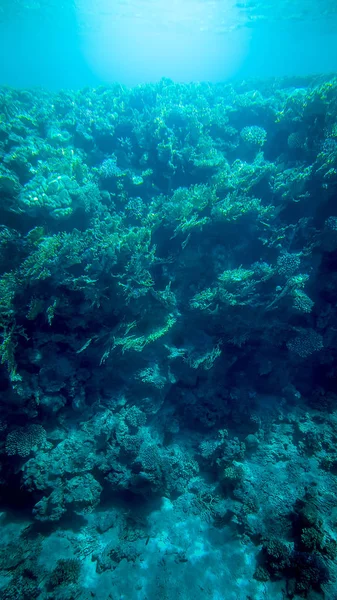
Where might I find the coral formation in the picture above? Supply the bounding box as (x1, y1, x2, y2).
(0, 75, 337, 599)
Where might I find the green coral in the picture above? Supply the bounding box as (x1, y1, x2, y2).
(190, 288, 217, 312)
(212, 193, 273, 223)
(20, 235, 64, 281)
(240, 125, 267, 147)
(0, 323, 23, 382)
(218, 267, 255, 286)
(0, 272, 17, 320)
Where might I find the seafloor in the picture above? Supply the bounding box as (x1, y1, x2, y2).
(1, 75, 337, 599)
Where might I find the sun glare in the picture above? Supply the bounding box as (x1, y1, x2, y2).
(77, 0, 250, 83)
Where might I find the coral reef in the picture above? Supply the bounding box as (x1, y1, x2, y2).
(1, 75, 337, 599)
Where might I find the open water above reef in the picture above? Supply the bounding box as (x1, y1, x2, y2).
(1, 0, 337, 86)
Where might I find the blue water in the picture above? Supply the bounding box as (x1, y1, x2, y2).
(1, 0, 337, 87)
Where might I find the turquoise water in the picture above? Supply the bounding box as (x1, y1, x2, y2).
(1, 3, 337, 600)
(1, 0, 337, 86)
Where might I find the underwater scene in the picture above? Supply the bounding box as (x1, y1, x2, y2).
(1, 1, 337, 599)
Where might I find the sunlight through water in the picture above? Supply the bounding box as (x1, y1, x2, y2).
(76, 0, 251, 83)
